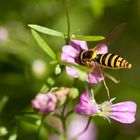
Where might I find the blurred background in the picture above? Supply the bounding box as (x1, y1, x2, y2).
(0, 0, 140, 139)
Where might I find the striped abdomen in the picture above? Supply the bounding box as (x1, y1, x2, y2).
(96, 53, 132, 69)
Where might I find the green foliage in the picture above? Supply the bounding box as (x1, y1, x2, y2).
(60, 61, 90, 72)
(31, 29, 56, 60)
(28, 24, 65, 38)
(0, 0, 140, 140)
(72, 35, 105, 41)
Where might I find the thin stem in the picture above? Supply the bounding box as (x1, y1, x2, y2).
(63, 0, 70, 44)
(65, 110, 73, 118)
(75, 117, 92, 139)
(61, 116, 66, 134)
(61, 101, 69, 140)
(62, 101, 68, 117)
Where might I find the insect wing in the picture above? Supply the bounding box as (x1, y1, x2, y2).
(100, 22, 127, 45)
(92, 23, 127, 55)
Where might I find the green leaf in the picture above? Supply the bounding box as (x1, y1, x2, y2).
(28, 24, 65, 38)
(73, 67, 88, 81)
(60, 61, 90, 72)
(60, 61, 90, 82)
(16, 114, 41, 125)
(72, 35, 105, 41)
(31, 29, 56, 60)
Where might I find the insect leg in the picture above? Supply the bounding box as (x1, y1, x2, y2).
(104, 72, 120, 84)
(85, 61, 96, 71)
(98, 66, 110, 100)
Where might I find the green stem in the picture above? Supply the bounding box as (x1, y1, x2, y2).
(62, 100, 68, 117)
(65, 110, 73, 118)
(61, 101, 68, 140)
(61, 116, 67, 139)
(63, 0, 70, 44)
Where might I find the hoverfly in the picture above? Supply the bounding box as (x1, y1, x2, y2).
(80, 23, 132, 70)
(80, 23, 131, 99)
(80, 50, 132, 70)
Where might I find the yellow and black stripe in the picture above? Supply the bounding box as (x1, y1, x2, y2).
(96, 53, 131, 69)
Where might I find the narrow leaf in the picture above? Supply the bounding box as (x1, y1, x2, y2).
(29, 24, 64, 38)
(60, 61, 90, 72)
(72, 35, 105, 41)
(73, 67, 87, 81)
(31, 29, 56, 60)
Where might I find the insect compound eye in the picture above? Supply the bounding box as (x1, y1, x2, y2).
(80, 50, 94, 64)
(82, 51, 93, 59)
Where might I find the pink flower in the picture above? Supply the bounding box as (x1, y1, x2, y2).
(75, 90, 137, 124)
(74, 90, 97, 115)
(32, 93, 57, 114)
(47, 115, 97, 140)
(109, 101, 136, 123)
(67, 115, 97, 140)
(61, 40, 108, 83)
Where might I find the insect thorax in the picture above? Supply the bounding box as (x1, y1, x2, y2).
(80, 50, 96, 64)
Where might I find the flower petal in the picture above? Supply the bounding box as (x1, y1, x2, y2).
(109, 101, 137, 123)
(75, 104, 96, 115)
(61, 53, 76, 63)
(70, 40, 88, 51)
(87, 69, 104, 84)
(94, 44, 108, 54)
(62, 45, 80, 57)
(111, 101, 136, 112)
(66, 66, 78, 78)
(32, 93, 57, 113)
(109, 111, 136, 123)
(80, 90, 89, 103)
(74, 90, 97, 115)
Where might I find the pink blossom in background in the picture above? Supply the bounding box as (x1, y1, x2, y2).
(32, 93, 57, 114)
(61, 40, 108, 83)
(67, 115, 97, 140)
